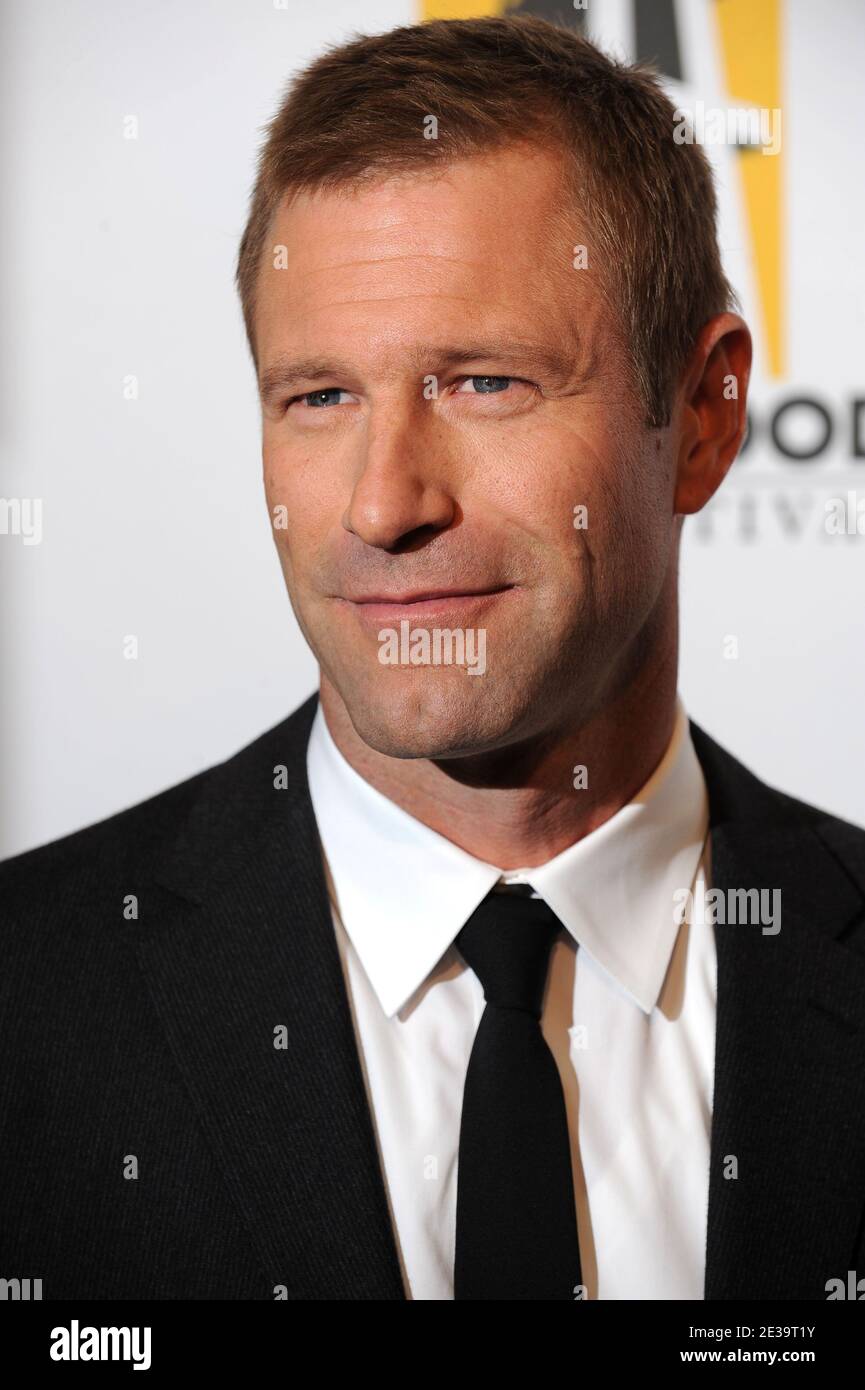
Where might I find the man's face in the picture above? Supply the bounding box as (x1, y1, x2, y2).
(254, 143, 680, 759)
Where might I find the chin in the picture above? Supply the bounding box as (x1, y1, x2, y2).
(340, 673, 516, 761)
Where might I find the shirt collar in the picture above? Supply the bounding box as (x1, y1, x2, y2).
(306, 698, 708, 1018)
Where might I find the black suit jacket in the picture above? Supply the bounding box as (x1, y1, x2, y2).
(2, 692, 865, 1301)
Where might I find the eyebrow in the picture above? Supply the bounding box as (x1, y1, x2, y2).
(258, 340, 579, 403)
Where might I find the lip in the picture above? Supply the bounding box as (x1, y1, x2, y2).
(338, 585, 516, 623)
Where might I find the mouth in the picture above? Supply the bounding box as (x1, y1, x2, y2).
(337, 584, 517, 623)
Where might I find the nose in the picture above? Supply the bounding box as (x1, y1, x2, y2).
(343, 402, 456, 551)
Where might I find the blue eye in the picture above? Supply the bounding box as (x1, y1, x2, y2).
(467, 376, 511, 394)
(303, 389, 344, 408)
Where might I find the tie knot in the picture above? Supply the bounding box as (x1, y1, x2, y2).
(455, 890, 562, 1017)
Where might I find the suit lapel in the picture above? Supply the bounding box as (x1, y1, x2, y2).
(136, 694, 405, 1300)
(691, 723, 865, 1299)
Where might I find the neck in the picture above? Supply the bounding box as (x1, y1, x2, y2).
(318, 641, 678, 871)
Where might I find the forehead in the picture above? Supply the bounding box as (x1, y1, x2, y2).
(253, 143, 603, 369)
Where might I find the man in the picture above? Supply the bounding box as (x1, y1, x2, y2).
(2, 15, 864, 1302)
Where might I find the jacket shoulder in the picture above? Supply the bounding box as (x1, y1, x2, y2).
(689, 717, 865, 888)
(773, 785, 865, 883)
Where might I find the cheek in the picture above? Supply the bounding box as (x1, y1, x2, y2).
(263, 436, 305, 497)
(263, 443, 343, 591)
(546, 421, 673, 598)
(472, 424, 602, 549)
(504, 425, 638, 562)
(263, 433, 350, 511)
(595, 460, 676, 616)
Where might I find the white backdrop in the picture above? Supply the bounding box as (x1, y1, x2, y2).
(2, 0, 863, 859)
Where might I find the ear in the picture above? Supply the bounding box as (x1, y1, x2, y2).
(673, 313, 752, 515)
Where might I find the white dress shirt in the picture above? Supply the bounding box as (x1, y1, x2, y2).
(306, 697, 715, 1300)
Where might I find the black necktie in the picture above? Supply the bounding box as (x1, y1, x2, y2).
(453, 887, 582, 1300)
